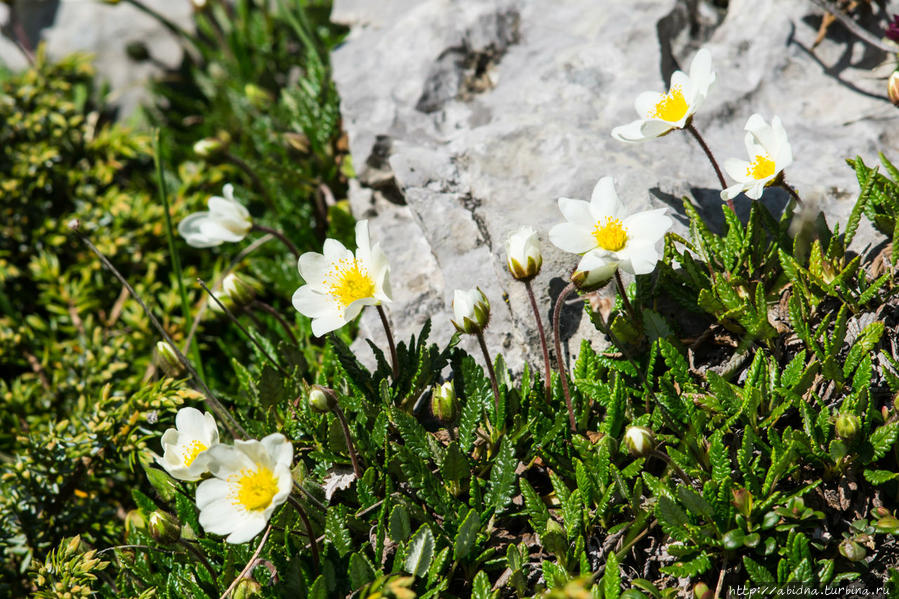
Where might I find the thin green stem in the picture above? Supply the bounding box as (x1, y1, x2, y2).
(474, 331, 502, 422)
(154, 130, 205, 383)
(286, 496, 320, 570)
(376, 305, 399, 381)
(70, 223, 245, 439)
(523, 279, 553, 400)
(552, 282, 578, 433)
(333, 405, 363, 478)
(614, 269, 637, 323)
(685, 122, 734, 213)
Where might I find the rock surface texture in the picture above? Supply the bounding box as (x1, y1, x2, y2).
(0, 0, 191, 116)
(331, 0, 899, 369)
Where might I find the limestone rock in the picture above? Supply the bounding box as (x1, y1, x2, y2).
(331, 0, 899, 371)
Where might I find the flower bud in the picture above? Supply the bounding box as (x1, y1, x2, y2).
(570, 265, 613, 292)
(889, 71, 899, 108)
(451, 288, 490, 335)
(190, 0, 208, 10)
(125, 510, 146, 534)
(506, 226, 542, 281)
(835, 413, 860, 441)
(244, 84, 274, 109)
(732, 487, 753, 517)
(148, 510, 181, 545)
(233, 577, 263, 599)
(223, 273, 260, 307)
(283, 132, 310, 154)
(193, 137, 227, 159)
(207, 289, 236, 314)
(154, 341, 184, 377)
(431, 381, 458, 421)
(623, 426, 655, 457)
(308, 385, 338, 413)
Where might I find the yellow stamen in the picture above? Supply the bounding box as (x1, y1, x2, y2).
(746, 154, 775, 180)
(182, 440, 208, 467)
(649, 85, 688, 122)
(592, 218, 628, 252)
(232, 467, 279, 511)
(324, 258, 376, 314)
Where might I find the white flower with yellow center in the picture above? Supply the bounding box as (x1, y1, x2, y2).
(549, 177, 673, 281)
(611, 48, 716, 143)
(156, 407, 220, 481)
(721, 114, 793, 201)
(195, 434, 293, 544)
(292, 220, 392, 337)
(178, 184, 253, 248)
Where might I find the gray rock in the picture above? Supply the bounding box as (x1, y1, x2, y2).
(332, 0, 899, 373)
(1, 0, 192, 117)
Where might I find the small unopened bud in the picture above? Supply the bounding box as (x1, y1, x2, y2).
(451, 288, 490, 335)
(223, 273, 260, 307)
(732, 487, 753, 517)
(835, 413, 860, 441)
(148, 510, 181, 545)
(233, 577, 263, 599)
(431, 381, 458, 421)
(125, 510, 146, 534)
(623, 426, 655, 457)
(889, 71, 899, 108)
(283, 132, 310, 154)
(506, 226, 542, 281)
(207, 289, 236, 314)
(308, 385, 338, 413)
(193, 137, 226, 159)
(190, 0, 208, 9)
(154, 341, 184, 377)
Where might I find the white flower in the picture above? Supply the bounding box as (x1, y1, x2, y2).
(292, 220, 392, 337)
(611, 48, 716, 143)
(178, 184, 253, 248)
(451, 288, 490, 335)
(549, 177, 673, 281)
(506, 226, 543, 280)
(196, 433, 293, 544)
(624, 426, 655, 457)
(156, 407, 220, 481)
(721, 114, 793, 201)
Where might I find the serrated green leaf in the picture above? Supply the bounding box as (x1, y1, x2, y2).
(404, 525, 435, 577)
(454, 508, 481, 561)
(389, 504, 411, 542)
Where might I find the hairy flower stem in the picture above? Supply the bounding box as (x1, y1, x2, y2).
(474, 331, 502, 422)
(333, 405, 363, 478)
(685, 122, 734, 212)
(651, 449, 690, 483)
(614, 269, 638, 323)
(251, 223, 301, 259)
(523, 280, 553, 400)
(197, 279, 289, 378)
(286, 496, 320, 570)
(71, 222, 246, 438)
(778, 180, 803, 206)
(251, 300, 299, 347)
(552, 282, 578, 433)
(376, 305, 400, 381)
(177, 539, 216, 581)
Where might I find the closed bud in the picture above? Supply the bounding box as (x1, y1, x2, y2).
(154, 341, 184, 377)
(233, 577, 263, 599)
(193, 137, 227, 159)
(207, 289, 236, 314)
(308, 385, 338, 413)
(451, 288, 490, 335)
(148, 510, 181, 545)
(623, 426, 655, 457)
(889, 71, 899, 108)
(505, 226, 542, 281)
(835, 413, 860, 441)
(190, 0, 208, 10)
(223, 273, 260, 307)
(283, 132, 310, 154)
(431, 381, 458, 421)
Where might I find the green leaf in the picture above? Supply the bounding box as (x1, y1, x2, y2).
(863, 469, 899, 485)
(454, 508, 481, 561)
(348, 552, 376, 590)
(870, 422, 899, 461)
(603, 551, 621, 599)
(519, 477, 550, 534)
(677, 486, 713, 520)
(427, 546, 451, 587)
(485, 437, 517, 512)
(389, 504, 412, 542)
(656, 496, 691, 542)
(472, 571, 492, 599)
(325, 505, 352, 557)
(659, 552, 711, 577)
(404, 525, 436, 578)
(743, 556, 775, 584)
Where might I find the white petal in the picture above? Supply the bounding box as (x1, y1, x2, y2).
(745, 182, 765, 200)
(622, 209, 672, 245)
(343, 297, 375, 322)
(196, 478, 231, 510)
(549, 223, 596, 254)
(640, 119, 676, 137)
(322, 238, 353, 263)
(576, 252, 619, 283)
(261, 433, 293, 470)
(744, 114, 777, 154)
(557, 197, 593, 224)
(616, 243, 662, 275)
(202, 412, 219, 446)
(208, 195, 249, 222)
(688, 48, 715, 101)
(721, 183, 747, 201)
(724, 158, 752, 183)
(611, 119, 651, 143)
(199, 498, 244, 536)
(178, 213, 221, 248)
(205, 444, 255, 477)
(233, 438, 270, 468)
(197, 218, 246, 244)
(225, 514, 268, 544)
(634, 91, 665, 118)
(175, 407, 206, 435)
(311, 314, 348, 337)
(589, 177, 624, 219)
(453, 289, 475, 322)
(292, 285, 336, 319)
(354, 220, 372, 265)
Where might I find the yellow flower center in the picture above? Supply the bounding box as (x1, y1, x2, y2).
(592, 218, 628, 252)
(325, 258, 376, 313)
(649, 85, 688, 122)
(746, 154, 776, 180)
(233, 467, 279, 511)
(182, 440, 208, 467)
